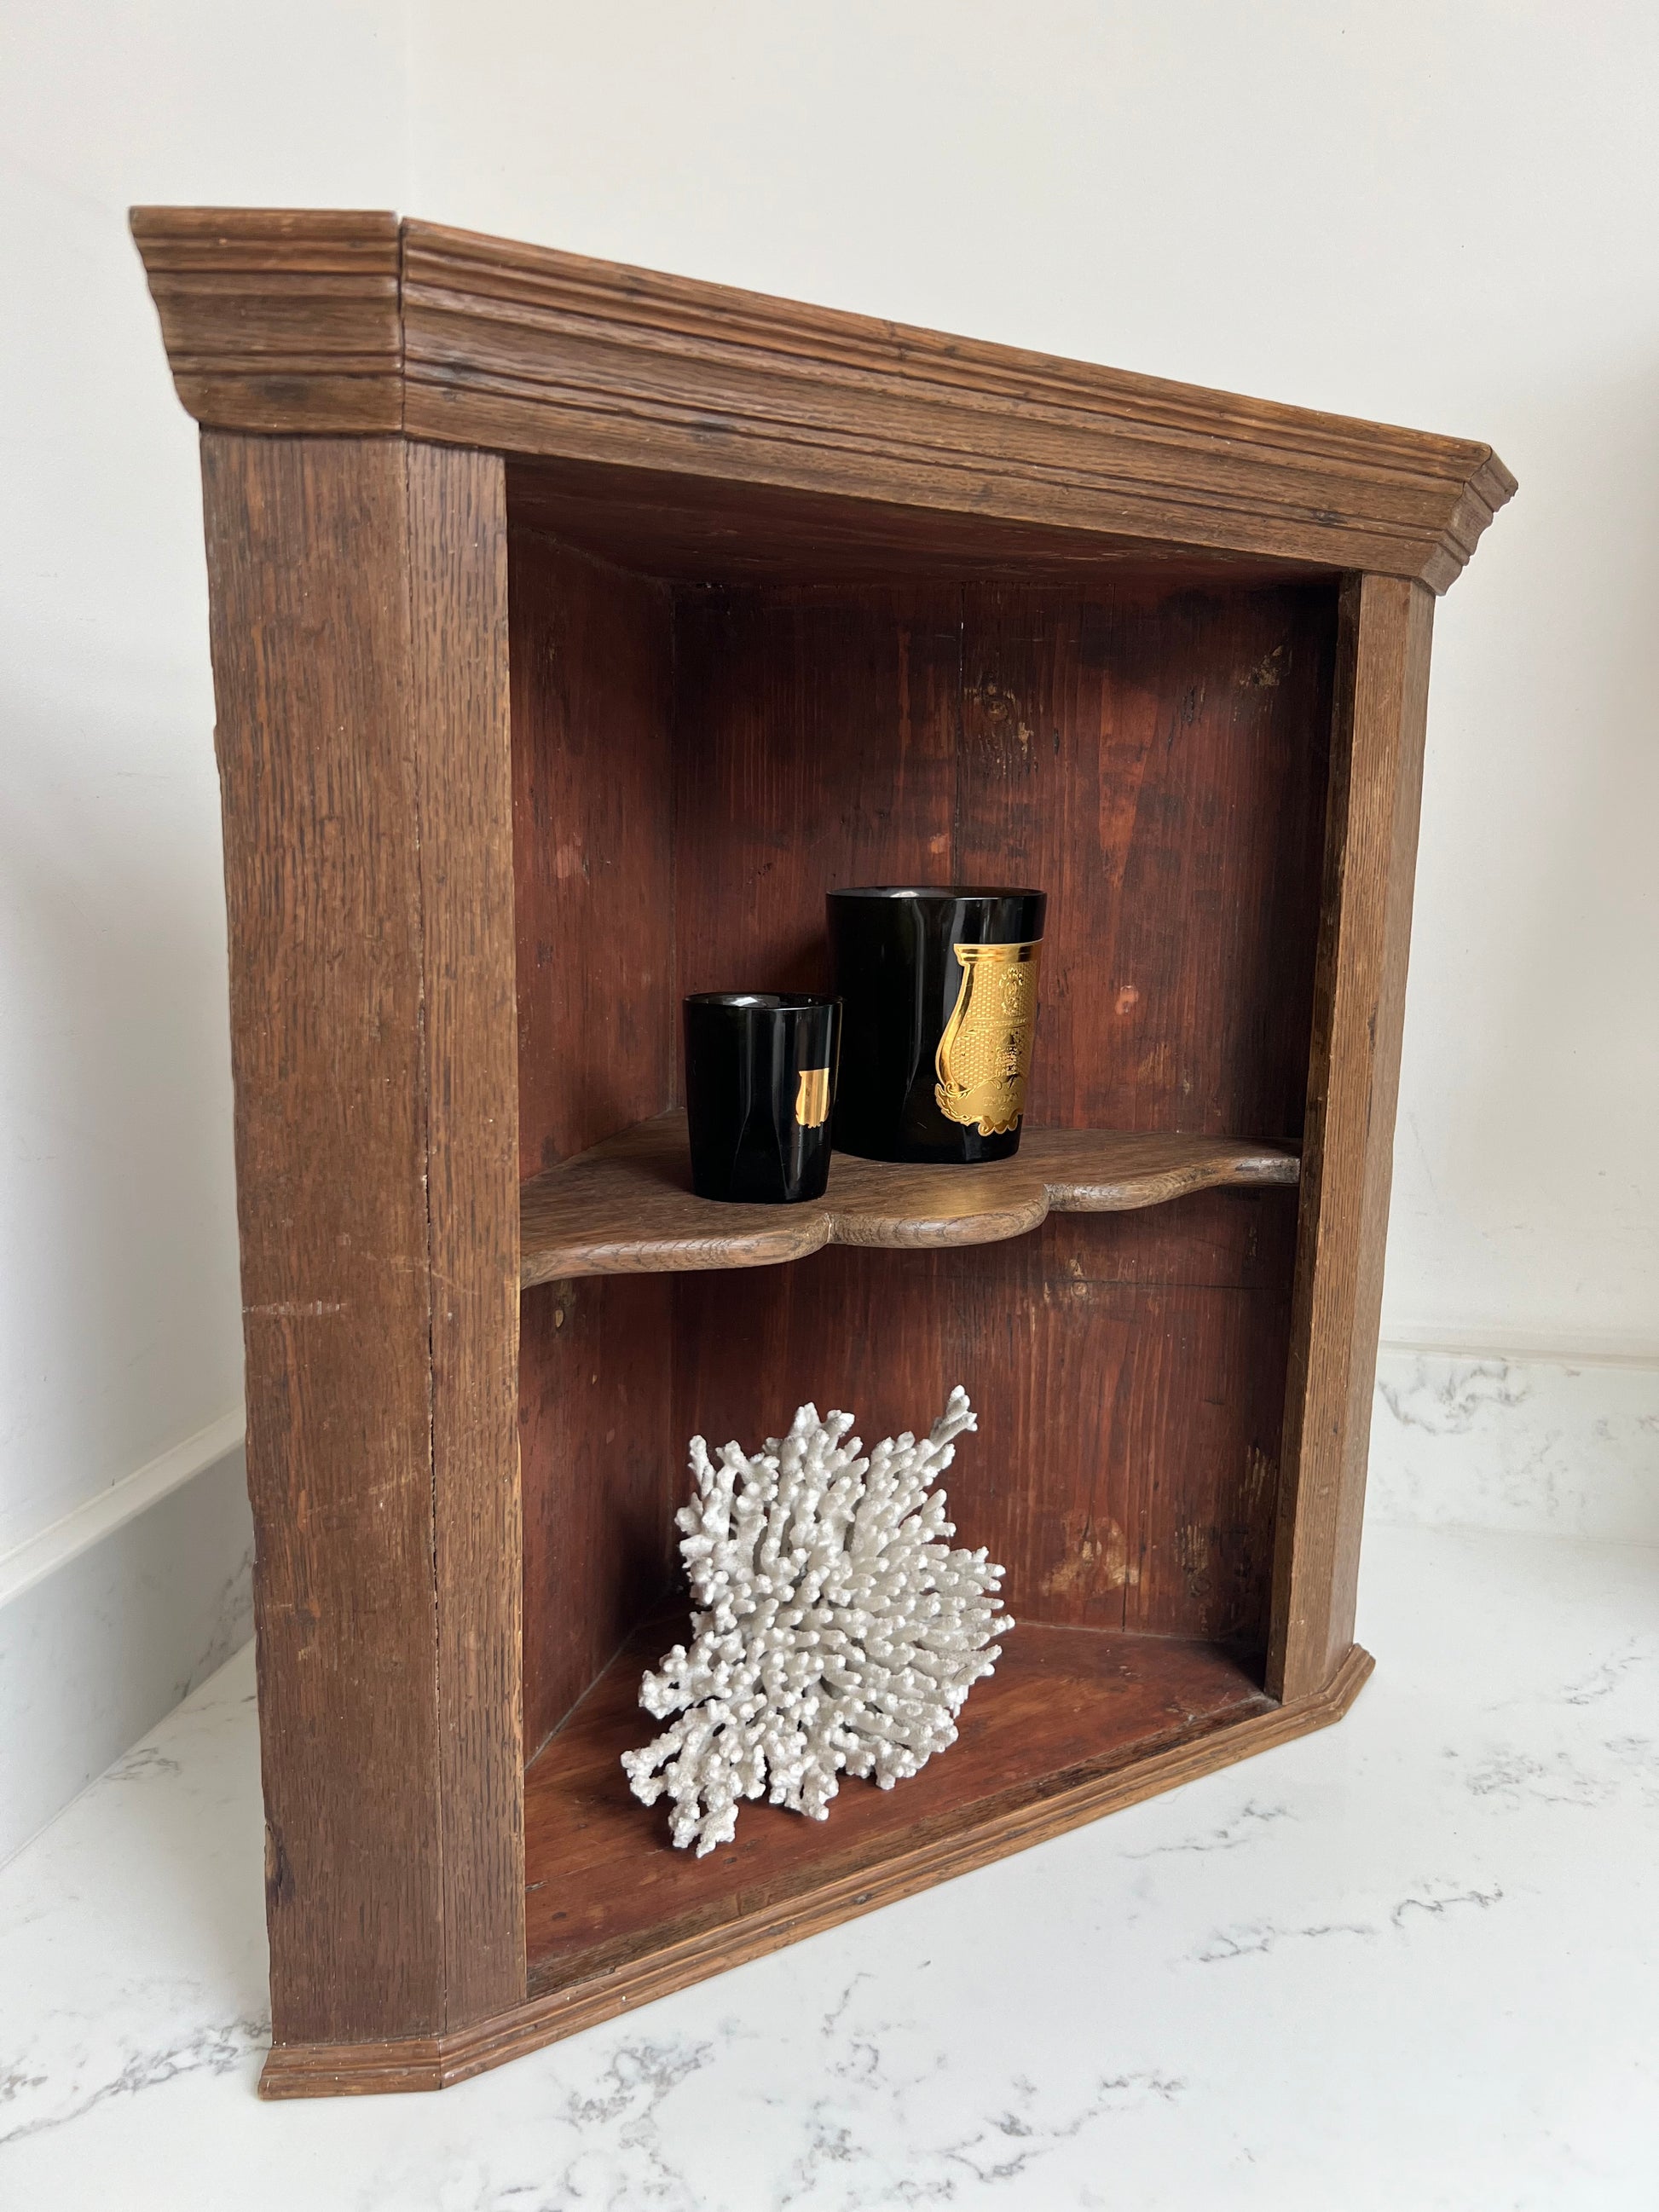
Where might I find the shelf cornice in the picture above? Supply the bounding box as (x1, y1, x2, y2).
(518, 1112, 1300, 1287)
(130, 206, 1512, 591)
(130, 206, 403, 433)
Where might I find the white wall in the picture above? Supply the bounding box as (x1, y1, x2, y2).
(0, 1, 411, 1850)
(412, 0, 1659, 1360)
(1, 1, 408, 1562)
(3, 1, 1655, 1841)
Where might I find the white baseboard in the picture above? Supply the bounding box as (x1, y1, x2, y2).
(0, 1414, 252, 1866)
(0, 1410, 247, 1608)
(1367, 1343, 1659, 1545)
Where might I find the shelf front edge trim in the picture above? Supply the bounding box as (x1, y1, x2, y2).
(519, 1113, 1300, 1287)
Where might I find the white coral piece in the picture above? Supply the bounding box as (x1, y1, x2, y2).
(621, 1388, 1010, 1856)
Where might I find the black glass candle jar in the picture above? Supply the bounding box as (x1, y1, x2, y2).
(827, 887, 1047, 1164)
(683, 993, 841, 1204)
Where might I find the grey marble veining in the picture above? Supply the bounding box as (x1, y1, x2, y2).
(2, 1522, 1656, 2209)
(1368, 1346, 1659, 1544)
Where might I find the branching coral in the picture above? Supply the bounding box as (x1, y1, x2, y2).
(622, 1389, 1010, 1855)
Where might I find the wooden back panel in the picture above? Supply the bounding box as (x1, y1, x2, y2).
(513, 559, 1334, 1712)
(954, 583, 1334, 1136)
(673, 584, 963, 1005)
(667, 575, 1333, 1647)
(673, 580, 1333, 1135)
(674, 1195, 1298, 1649)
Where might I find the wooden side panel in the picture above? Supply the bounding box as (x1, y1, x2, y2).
(1269, 575, 1436, 1701)
(510, 533, 675, 1174)
(1101, 1206, 1298, 1640)
(508, 530, 679, 1751)
(518, 1275, 677, 1758)
(203, 436, 445, 2043)
(406, 446, 525, 2027)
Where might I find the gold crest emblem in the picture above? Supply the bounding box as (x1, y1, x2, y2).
(934, 940, 1042, 1136)
(795, 1066, 832, 1129)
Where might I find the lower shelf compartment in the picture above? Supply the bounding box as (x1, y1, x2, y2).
(258, 1636, 1373, 2096)
(527, 1619, 1278, 1998)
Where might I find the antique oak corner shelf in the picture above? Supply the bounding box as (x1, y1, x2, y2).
(130, 205, 1513, 2098)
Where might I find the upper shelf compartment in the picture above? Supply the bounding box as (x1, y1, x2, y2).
(519, 1112, 1298, 1286)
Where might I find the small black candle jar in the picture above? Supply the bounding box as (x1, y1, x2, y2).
(827, 887, 1047, 1163)
(682, 993, 841, 1204)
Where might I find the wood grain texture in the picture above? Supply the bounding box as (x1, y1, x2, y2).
(673, 582, 962, 1002)
(257, 1640, 1373, 2096)
(671, 580, 1334, 1135)
(524, 1620, 1269, 1986)
(951, 581, 1336, 1137)
(520, 1111, 1299, 1283)
(142, 201, 1510, 2091)
(204, 433, 524, 2050)
(406, 444, 525, 2029)
(204, 434, 444, 2044)
(399, 223, 1512, 591)
(131, 207, 402, 431)
(1268, 575, 1436, 1702)
(664, 575, 1327, 1648)
(508, 528, 681, 1761)
(131, 208, 1513, 589)
(674, 1198, 1298, 1648)
(518, 1274, 677, 1761)
(510, 531, 675, 1175)
(506, 453, 1339, 588)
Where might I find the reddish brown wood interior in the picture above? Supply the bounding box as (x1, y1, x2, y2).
(511, 458, 1336, 1781)
(523, 1616, 1270, 1993)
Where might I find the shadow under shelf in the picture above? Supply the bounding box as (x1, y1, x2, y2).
(519, 1111, 1301, 1286)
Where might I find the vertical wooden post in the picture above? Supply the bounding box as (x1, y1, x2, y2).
(202, 433, 523, 2051)
(1269, 573, 1435, 1704)
(407, 446, 525, 2030)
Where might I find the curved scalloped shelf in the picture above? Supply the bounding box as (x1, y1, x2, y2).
(518, 1110, 1299, 1287)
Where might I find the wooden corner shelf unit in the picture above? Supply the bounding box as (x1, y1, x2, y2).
(130, 205, 1512, 2098)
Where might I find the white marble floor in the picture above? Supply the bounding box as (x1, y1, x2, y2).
(2, 1520, 1655, 2209)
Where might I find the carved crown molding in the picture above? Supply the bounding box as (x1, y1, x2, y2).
(130, 208, 403, 434)
(131, 207, 1513, 588)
